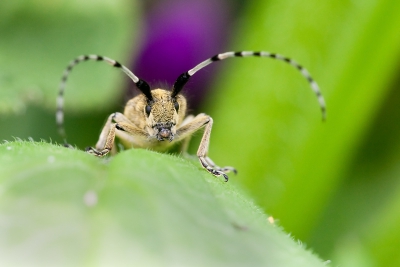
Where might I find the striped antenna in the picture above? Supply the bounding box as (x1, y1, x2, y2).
(57, 55, 152, 141)
(172, 51, 326, 120)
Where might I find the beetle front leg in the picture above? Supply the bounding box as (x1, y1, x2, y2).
(86, 112, 134, 157)
(196, 116, 237, 182)
(202, 156, 237, 175)
(86, 122, 117, 157)
(176, 114, 236, 181)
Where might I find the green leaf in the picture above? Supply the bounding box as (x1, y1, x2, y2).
(200, 1, 400, 266)
(0, 141, 327, 266)
(205, 0, 400, 237)
(308, 79, 400, 267)
(0, 0, 139, 114)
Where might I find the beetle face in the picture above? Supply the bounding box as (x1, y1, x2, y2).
(143, 89, 186, 141)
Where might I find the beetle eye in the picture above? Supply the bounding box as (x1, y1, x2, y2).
(174, 101, 179, 112)
(145, 105, 152, 116)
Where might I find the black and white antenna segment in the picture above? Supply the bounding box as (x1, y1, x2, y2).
(172, 51, 326, 117)
(57, 51, 326, 139)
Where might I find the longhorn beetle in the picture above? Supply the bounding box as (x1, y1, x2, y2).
(57, 51, 326, 182)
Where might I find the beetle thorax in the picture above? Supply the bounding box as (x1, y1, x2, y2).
(150, 96, 175, 124)
(146, 89, 180, 141)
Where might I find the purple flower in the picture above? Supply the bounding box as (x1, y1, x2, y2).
(131, 0, 232, 109)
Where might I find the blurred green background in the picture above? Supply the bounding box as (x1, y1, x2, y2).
(1, 0, 400, 266)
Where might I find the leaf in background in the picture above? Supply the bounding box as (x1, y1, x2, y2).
(200, 0, 400, 265)
(0, 141, 328, 266)
(0, 0, 139, 114)
(308, 72, 400, 267)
